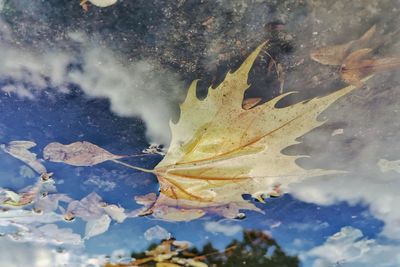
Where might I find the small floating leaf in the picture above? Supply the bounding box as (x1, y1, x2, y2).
(1, 140, 47, 174)
(43, 141, 125, 166)
(84, 214, 111, 239)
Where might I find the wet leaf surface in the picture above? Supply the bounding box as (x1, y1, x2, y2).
(43, 141, 125, 166)
(137, 44, 362, 221)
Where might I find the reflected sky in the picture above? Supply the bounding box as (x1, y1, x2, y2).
(0, 0, 400, 266)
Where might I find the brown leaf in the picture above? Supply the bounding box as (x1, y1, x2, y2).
(311, 42, 355, 66)
(43, 141, 125, 166)
(341, 48, 400, 87)
(1, 176, 54, 207)
(310, 25, 376, 65)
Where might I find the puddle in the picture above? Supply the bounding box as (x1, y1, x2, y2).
(0, 0, 399, 266)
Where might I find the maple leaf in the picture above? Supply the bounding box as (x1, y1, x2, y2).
(135, 43, 362, 221)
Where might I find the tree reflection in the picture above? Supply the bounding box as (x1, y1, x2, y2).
(104, 230, 299, 267)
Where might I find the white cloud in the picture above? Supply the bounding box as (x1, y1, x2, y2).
(286, 78, 400, 240)
(19, 165, 36, 178)
(0, 236, 117, 267)
(83, 176, 116, 192)
(0, 210, 62, 225)
(109, 249, 131, 262)
(68, 47, 183, 145)
(204, 221, 242, 237)
(0, 32, 72, 97)
(301, 227, 400, 267)
(289, 173, 400, 239)
(0, 240, 52, 267)
(0, 238, 88, 267)
(7, 224, 83, 246)
(289, 221, 329, 232)
(0, 16, 183, 145)
(144, 225, 171, 241)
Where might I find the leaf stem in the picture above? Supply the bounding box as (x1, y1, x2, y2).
(125, 153, 159, 158)
(111, 159, 155, 173)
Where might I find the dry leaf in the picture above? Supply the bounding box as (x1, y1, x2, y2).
(341, 48, 400, 87)
(2, 191, 36, 207)
(136, 43, 362, 221)
(1, 177, 55, 207)
(242, 98, 261, 110)
(0, 189, 22, 206)
(89, 0, 117, 7)
(103, 204, 127, 223)
(84, 214, 111, 239)
(118, 239, 206, 267)
(156, 263, 181, 267)
(127, 193, 158, 218)
(80, 0, 117, 9)
(310, 25, 376, 65)
(311, 25, 399, 87)
(34, 194, 72, 213)
(105, 238, 209, 267)
(43, 141, 125, 166)
(65, 192, 128, 232)
(1, 141, 47, 174)
(170, 258, 208, 267)
(65, 192, 106, 221)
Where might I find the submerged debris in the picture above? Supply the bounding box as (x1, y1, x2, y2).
(341, 49, 400, 87)
(310, 25, 377, 66)
(311, 25, 400, 87)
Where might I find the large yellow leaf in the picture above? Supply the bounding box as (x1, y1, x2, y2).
(140, 43, 361, 221)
